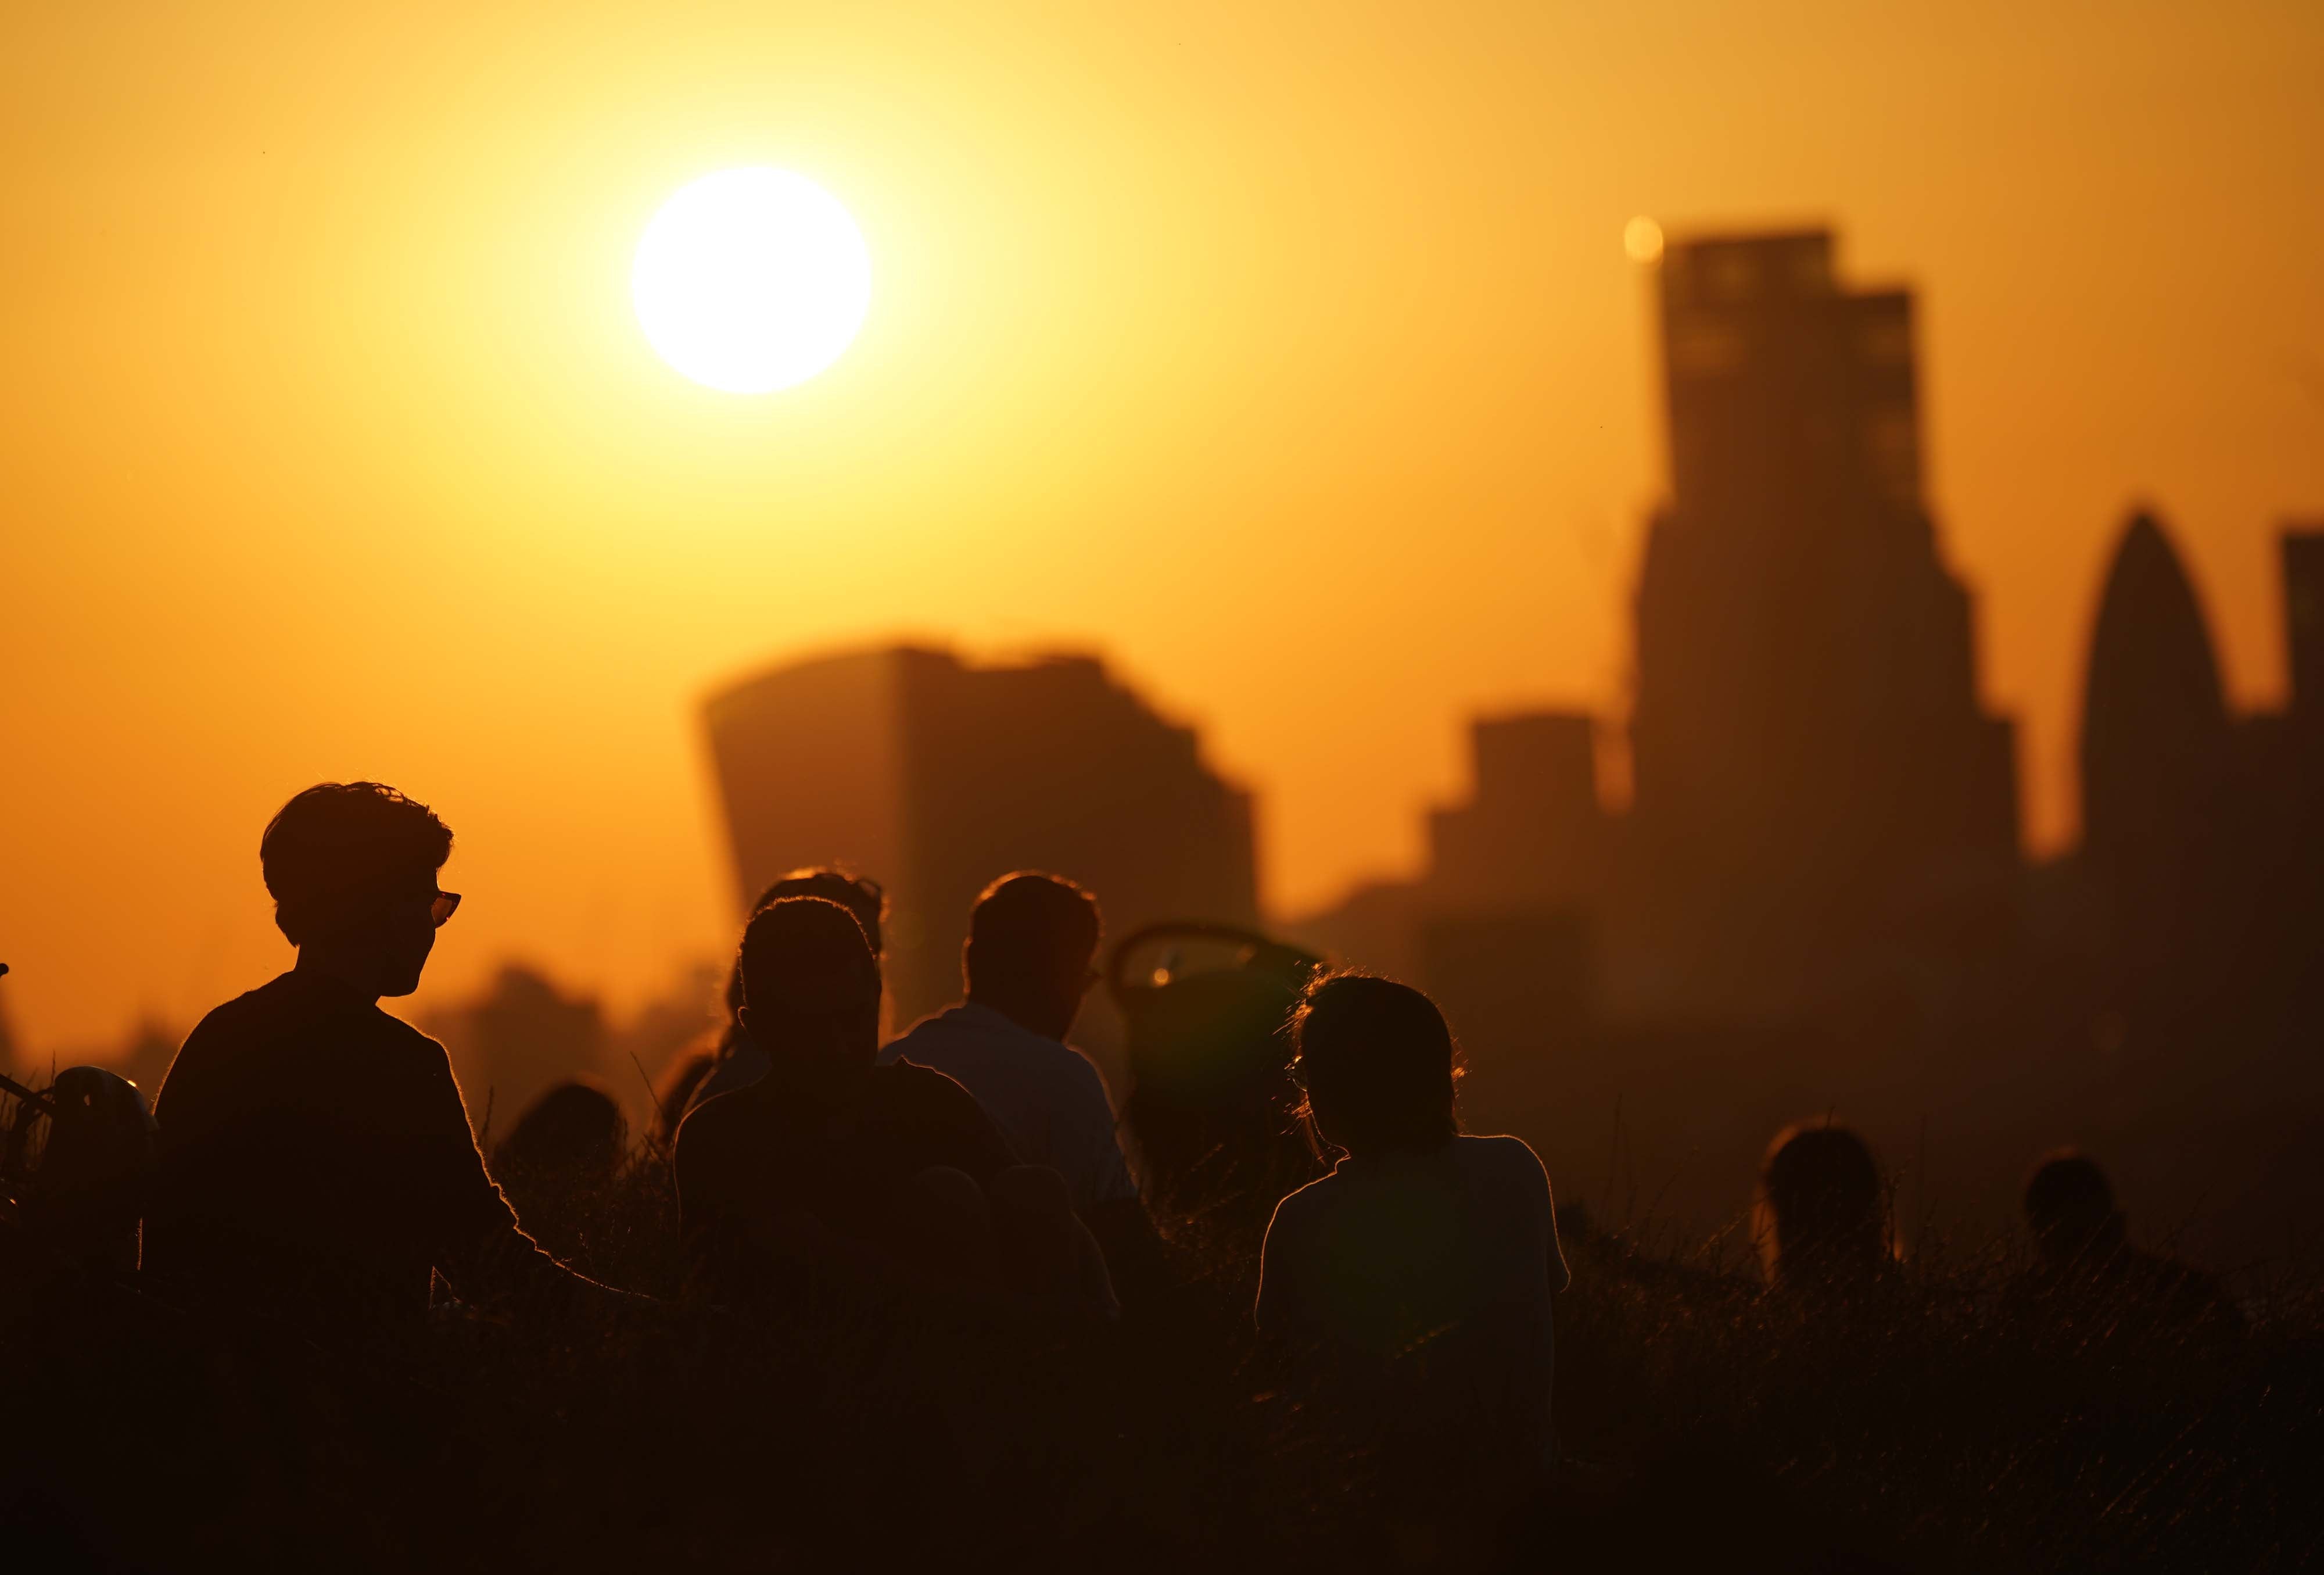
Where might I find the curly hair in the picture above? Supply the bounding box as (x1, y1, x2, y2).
(260, 782, 452, 944)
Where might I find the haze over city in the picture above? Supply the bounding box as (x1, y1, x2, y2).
(5, 1, 2321, 1057)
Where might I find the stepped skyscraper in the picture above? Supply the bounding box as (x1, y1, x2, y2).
(1620, 230, 2019, 1014)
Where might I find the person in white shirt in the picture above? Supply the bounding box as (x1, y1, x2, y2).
(1256, 972, 1570, 1504)
(881, 872, 1157, 1289)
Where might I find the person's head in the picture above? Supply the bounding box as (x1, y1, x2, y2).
(720, 868, 886, 1026)
(261, 782, 457, 997)
(737, 897, 883, 1076)
(2024, 1149, 2124, 1265)
(756, 868, 885, 955)
(963, 872, 1100, 1040)
(1290, 972, 1460, 1162)
(1754, 1123, 1889, 1290)
(495, 1080, 627, 1182)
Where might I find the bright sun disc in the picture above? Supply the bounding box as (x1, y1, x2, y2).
(632, 168, 871, 393)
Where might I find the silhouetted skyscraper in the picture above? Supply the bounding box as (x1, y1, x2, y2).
(1621, 229, 2017, 1015)
(2284, 528, 2324, 731)
(704, 646, 1258, 1035)
(1427, 713, 1607, 913)
(2079, 510, 2233, 865)
(2071, 507, 2265, 1004)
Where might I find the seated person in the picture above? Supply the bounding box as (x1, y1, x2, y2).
(690, 868, 888, 1111)
(2019, 1149, 2241, 1343)
(1256, 973, 1569, 1490)
(147, 782, 636, 1332)
(676, 896, 1114, 1319)
(493, 1079, 627, 1187)
(880, 874, 1152, 1280)
(1753, 1122, 1894, 1299)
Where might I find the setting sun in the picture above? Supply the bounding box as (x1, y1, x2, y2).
(630, 167, 871, 394)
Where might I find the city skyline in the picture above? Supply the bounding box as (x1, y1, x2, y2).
(4, 1, 2321, 1053)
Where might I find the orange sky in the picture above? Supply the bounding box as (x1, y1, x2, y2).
(3, 1, 2320, 1053)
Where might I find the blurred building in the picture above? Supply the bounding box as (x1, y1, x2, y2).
(2286, 528, 2324, 738)
(1301, 230, 2023, 1027)
(1286, 240, 2323, 1262)
(703, 646, 1259, 1036)
(1617, 228, 2019, 1016)
(2080, 510, 2235, 853)
(2071, 513, 2324, 1007)
(2077, 510, 2237, 920)
(1289, 711, 1607, 1134)
(1426, 713, 1608, 914)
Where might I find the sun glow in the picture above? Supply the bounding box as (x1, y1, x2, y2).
(631, 168, 871, 394)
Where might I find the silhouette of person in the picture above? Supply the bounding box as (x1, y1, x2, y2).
(676, 897, 1115, 1319)
(879, 873, 1154, 1285)
(494, 1079, 627, 1187)
(145, 782, 637, 1331)
(683, 868, 888, 1116)
(2019, 1149, 2241, 1343)
(1256, 973, 1569, 1501)
(1752, 1122, 1892, 1297)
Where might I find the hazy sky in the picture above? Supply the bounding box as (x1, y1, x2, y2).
(3, 0, 2320, 1051)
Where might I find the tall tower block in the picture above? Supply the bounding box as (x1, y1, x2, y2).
(1622, 230, 2017, 1014)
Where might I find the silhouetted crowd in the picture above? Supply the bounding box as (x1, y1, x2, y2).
(0, 781, 2256, 1566)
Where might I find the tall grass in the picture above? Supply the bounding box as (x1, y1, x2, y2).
(2, 1152, 2315, 1572)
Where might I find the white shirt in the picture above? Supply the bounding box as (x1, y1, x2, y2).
(1256, 1134, 1569, 1466)
(878, 1003, 1140, 1213)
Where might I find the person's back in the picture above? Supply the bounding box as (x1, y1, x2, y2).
(2018, 1150, 2241, 1345)
(877, 871, 1149, 1302)
(677, 1056, 1019, 1303)
(1755, 1122, 1893, 1302)
(676, 897, 1113, 1318)
(1260, 1135, 1563, 1442)
(881, 1003, 1129, 1210)
(1256, 975, 1568, 1491)
(151, 970, 522, 1322)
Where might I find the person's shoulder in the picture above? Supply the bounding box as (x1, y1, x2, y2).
(184, 972, 306, 1036)
(1456, 1133, 1552, 1191)
(375, 1004, 448, 1052)
(878, 1009, 963, 1068)
(1265, 1166, 1344, 1236)
(2135, 1248, 2231, 1311)
(168, 973, 320, 1071)
(677, 1083, 759, 1136)
(880, 1058, 982, 1109)
(673, 1086, 758, 1163)
(358, 1005, 461, 1084)
(1048, 1038, 1110, 1084)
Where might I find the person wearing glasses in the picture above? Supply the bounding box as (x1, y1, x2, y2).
(146, 781, 633, 1331)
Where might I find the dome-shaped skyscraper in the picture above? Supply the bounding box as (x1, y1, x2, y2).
(2078, 509, 2232, 865)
